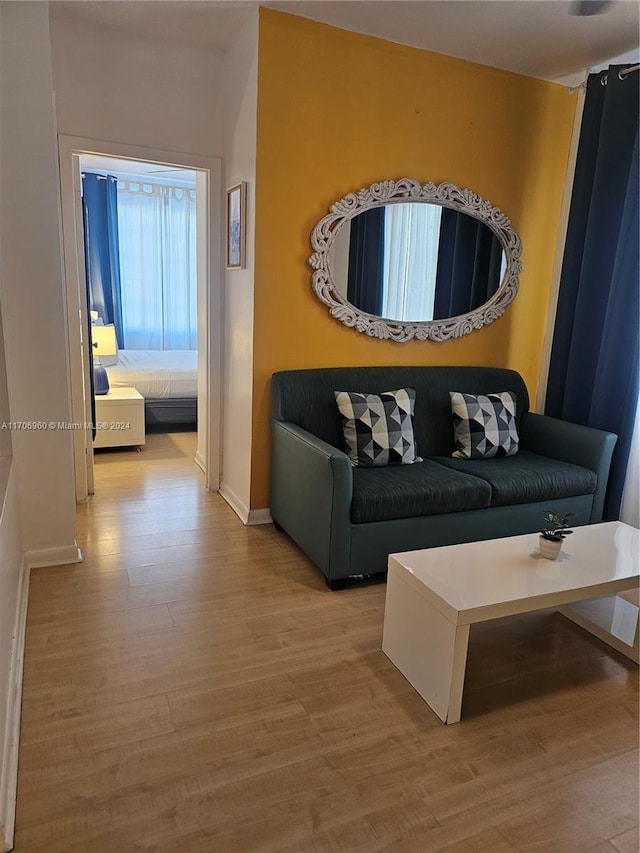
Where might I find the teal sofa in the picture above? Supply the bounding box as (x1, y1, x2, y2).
(270, 366, 617, 589)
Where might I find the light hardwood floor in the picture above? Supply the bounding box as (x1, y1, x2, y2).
(12, 431, 640, 852)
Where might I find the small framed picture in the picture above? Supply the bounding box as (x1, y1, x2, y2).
(226, 182, 246, 269)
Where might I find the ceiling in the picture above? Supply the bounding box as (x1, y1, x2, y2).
(49, 0, 640, 85)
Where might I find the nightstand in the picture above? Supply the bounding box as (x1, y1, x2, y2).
(93, 386, 145, 449)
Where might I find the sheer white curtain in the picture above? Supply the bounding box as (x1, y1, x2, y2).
(117, 180, 197, 350)
(382, 203, 442, 321)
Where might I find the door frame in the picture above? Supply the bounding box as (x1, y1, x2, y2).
(58, 135, 223, 499)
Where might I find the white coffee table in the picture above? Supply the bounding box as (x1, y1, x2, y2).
(382, 521, 639, 724)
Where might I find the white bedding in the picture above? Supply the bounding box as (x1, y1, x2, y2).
(106, 350, 197, 399)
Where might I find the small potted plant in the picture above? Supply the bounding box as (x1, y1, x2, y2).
(539, 511, 575, 560)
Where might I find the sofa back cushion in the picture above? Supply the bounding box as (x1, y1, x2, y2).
(271, 366, 530, 457)
(450, 390, 520, 458)
(334, 387, 422, 467)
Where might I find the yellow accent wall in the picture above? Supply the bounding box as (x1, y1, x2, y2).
(251, 9, 576, 508)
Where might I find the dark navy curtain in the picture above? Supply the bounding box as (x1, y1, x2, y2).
(82, 173, 124, 348)
(433, 209, 503, 320)
(347, 208, 385, 315)
(545, 65, 639, 520)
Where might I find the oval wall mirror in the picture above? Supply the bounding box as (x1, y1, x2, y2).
(308, 178, 523, 342)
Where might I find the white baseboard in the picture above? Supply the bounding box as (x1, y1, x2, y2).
(218, 482, 272, 526)
(25, 543, 83, 569)
(0, 558, 29, 853)
(193, 451, 206, 475)
(219, 481, 250, 524)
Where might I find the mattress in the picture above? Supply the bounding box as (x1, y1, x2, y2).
(105, 350, 197, 399)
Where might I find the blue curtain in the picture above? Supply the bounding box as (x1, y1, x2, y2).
(433, 208, 503, 320)
(347, 208, 385, 315)
(82, 173, 124, 348)
(545, 65, 639, 520)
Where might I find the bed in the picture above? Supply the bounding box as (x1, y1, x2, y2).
(105, 350, 198, 427)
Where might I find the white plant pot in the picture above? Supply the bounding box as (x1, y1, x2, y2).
(539, 535, 562, 560)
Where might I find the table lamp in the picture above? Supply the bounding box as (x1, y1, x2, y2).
(91, 324, 117, 396)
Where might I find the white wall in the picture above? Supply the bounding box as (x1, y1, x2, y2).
(0, 310, 19, 836)
(0, 5, 66, 847)
(0, 2, 77, 562)
(50, 10, 260, 522)
(0, 315, 11, 462)
(0, 210, 23, 853)
(0, 463, 24, 853)
(50, 15, 225, 158)
(50, 14, 228, 497)
(219, 12, 259, 522)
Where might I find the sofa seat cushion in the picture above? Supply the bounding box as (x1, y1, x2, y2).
(431, 450, 597, 507)
(351, 460, 492, 524)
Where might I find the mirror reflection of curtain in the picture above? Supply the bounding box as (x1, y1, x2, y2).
(382, 203, 441, 321)
(117, 181, 198, 350)
(433, 209, 504, 320)
(347, 208, 385, 314)
(545, 65, 639, 521)
(81, 173, 124, 347)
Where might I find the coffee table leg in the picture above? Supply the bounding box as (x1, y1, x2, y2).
(382, 570, 470, 724)
(442, 624, 471, 724)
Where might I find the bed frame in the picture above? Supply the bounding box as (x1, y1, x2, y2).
(144, 397, 197, 428)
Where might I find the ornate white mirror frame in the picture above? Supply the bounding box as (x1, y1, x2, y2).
(308, 178, 523, 342)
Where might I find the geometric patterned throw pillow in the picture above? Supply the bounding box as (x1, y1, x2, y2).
(334, 387, 422, 467)
(450, 391, 519, 459)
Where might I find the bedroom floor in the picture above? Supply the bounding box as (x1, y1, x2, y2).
(11, 431, 640, 852)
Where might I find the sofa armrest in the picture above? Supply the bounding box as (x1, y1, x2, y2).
(270, 420, 353, 579)
(520, 412, 617, 522)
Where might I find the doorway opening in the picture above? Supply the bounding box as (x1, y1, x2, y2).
(58, 136, 222, 501)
